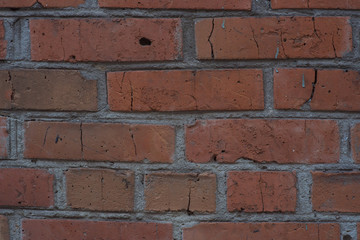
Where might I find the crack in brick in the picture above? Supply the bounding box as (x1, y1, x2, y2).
(128, 128, 137, 157)
(302, 69, 318, 108)
(259, 173, 265, 212)
(80, 122, 84, 160)
(208, 18, 215, 59)
(250, 25, 260, 57)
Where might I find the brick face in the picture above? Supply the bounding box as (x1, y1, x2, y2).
(24, 121, 175, 163)
(274, 69, 360, 111)
(0, 216, 9, 240)
(0, 168, 54, 207)
(98, 0, 252, 10)
(352, 124, 360, 163)
(0, 21, 6, 59)
(272, 0, 360, 9)
(0, 70, 97, 111)
(0, 0, 84, 8)
(183, 223, 340, 240)
(186, 119, 339, 164)
(22, 219, 173, 240)
(107, 69, 264, 112)
(0, 118, 8, 158)
(66, 169, 134, 212)
(145, 173, 216, 213)
(227, 171, 297, 212)
(312, 172, 360, 213)
(30, 19, 182, 62)
(195, 17, 352, 60)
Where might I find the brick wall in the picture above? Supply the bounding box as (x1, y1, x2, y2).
(0, 0, 359, 239)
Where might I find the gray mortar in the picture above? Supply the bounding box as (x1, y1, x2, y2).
(0, 0, 360, 239)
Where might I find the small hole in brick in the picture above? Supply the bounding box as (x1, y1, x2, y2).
(343, 235, 352, 240)
(139, 37, 152, 46)
(70, 55, 76, 60)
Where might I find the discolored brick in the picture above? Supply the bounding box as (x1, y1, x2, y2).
(0, 216, 9, 240)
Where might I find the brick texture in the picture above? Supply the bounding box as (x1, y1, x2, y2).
(0, 168, 54, 207)
(272, 0, 360, 9)
(0, 0, 85, 8)
(0, 70, 97, 111)
(107, 69, 264, 112)
(186, 119, 339, 164)
(352, 124, 360, 163)
(274, 69, 360, 111)
(183, 223, 340, 240)
(195, 17, 352, 60)
(312, 172, 360, 212)
(0, 21, 6, 59)
(227, 171, 297, 212)
(66, 169, 134, 212)
(0, 216, 9, 240)
(24, 121, 175, 163)
(98, 0, 252, 10)
(0, 118, 8, 158)
(30, 19, 182, 62)
(22, 219, 173, 240)
(144, 173, 216, 213)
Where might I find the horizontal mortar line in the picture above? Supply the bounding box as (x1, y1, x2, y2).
(1, 209, 360, 222)
(0, 161, 359, 171)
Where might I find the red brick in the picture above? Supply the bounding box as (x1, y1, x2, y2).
(0, 118, 8, 158)
(227, 171, 297, 212)
(183, 223, 340, 240)
(98, 0, 251, 10)
(0, 0, 35, 8)
(0, 70, 97, 111)
(145, 173, 216, 213)
(272, 0, 360, 9)
(274, 69, 360, 111)
(312, 172, 360, 213)
(186, 119, 339, 164)
(22, 219, 172, 240)
(38, 0, 85, 7)
(66, 169, 134, 212)
(0, 216, 9, 240)
(0, 21, 6, 59)
(107, 69, 264, 112)
(24, 121, 175, 163)
(30, 18, 182, 62)
(195, 17, 352, 60)
(0, 168, 54, 207)
(352, 124, 360, 163)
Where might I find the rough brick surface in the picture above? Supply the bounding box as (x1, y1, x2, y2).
(0, 0, 35, 8)
(0, 118, 8, 158)
(38, 0, 85, 7)
(0, 21, 6, 59)
(22, 219, 173, 240)
(186, 119, 339, 164)
(274, 69, 360, 111)
(183, 223, 340, 240)
(352, 124, 360, 163)
(145, 173, 216, 213)
(272, 0, 360, 9)
(30, 18, 182, 62)
(195, 17, 352, 60)
(66, 169, 134, 212)
(227, 171, 297, 212)
(0, 168, 54, 207)
(24, 121, 175, 163)
(98, 0, 251, 10)
(107, 69, 264, 112)
(0, 216, 9, 240)
(0, 70, 97, 111)
(312, 172, 360, 212)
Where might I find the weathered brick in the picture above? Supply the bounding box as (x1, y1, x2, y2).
(272, 0, 360, 9)
(66, 169, 134, 212)
(227, 171, 297, 212)
(145, 173, 216, 213)
(0, 0, 84, 8)
(107, 69, 264, 112)
(22, 219, 173, 240)
(0, 21, 6, 59)
(0, 118, 8, 158)
(0, 168, 54, 207)
(352, 124, 360, 163)
(186, 119, 339, 164)
(183, 223, 340, 240)
(0, 0, 35, 8)
(0, 70, 97, 111)
(195, 17, 352, 60)
(274, 69, 360, 111)
(24, 121, 175, 163)
(30, 18, 182, 62)
(0, 216, 9, 240)
(312, 172, 360, 212)
(98, 0, 251, 10)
